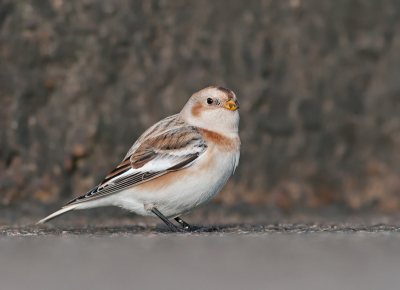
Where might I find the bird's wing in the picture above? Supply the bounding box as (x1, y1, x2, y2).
(124, 114, 186, 159)
(63, 125, 207, 206)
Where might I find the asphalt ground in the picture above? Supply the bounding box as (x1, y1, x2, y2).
(2, 204, 400, 290)
(1, 224, 400, 290)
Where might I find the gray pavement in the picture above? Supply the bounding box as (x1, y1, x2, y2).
(1, 225, 400, 290)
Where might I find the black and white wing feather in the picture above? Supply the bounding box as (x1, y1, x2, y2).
(64, 124, 207, 207)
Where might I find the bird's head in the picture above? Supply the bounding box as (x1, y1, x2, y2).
(181, 86, 240, 134)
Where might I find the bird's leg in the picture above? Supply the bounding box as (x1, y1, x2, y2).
(151, 208, 183, 232)
(174, 217, 201, 232)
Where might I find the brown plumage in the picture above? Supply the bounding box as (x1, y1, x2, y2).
(198, 128, 240, 152)
(191, 102, 203, 118)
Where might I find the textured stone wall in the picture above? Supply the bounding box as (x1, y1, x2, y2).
(2, 0, 400, 212)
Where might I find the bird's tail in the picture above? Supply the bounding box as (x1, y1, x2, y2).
(36, 204, 78, 224)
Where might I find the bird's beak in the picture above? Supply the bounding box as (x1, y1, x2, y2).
(225, 99, 239, 111)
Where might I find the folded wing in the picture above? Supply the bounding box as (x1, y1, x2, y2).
(64, 126, 207, 206)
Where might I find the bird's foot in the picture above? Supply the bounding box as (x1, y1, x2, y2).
(182, 225, 219, 233)
(173, 217, 205, 232)
(182, 224, 201, 232)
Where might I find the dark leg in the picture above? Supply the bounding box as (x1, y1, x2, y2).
(174, 217, 201, 232)
(151, 208, 182, 232)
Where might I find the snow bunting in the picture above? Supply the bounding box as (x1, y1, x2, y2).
(37, 86, 240, 232)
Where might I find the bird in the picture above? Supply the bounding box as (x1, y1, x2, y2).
(37, 86, 240, 232)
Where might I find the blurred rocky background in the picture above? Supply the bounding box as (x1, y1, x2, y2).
(1, 0, 400, 225)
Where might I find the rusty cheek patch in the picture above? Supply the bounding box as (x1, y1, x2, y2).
(199, 128, 240, 152)
(191, 102, 203, 118)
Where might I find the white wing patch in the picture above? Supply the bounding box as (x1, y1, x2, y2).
(64, 125, 207, 206)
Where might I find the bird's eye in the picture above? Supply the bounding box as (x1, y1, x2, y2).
(207, 98, 213, 104)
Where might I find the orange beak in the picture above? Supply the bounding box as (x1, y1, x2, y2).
(224, 99, 239, 111)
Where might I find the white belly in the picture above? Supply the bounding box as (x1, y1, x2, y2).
(75, 146, 239, 218)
